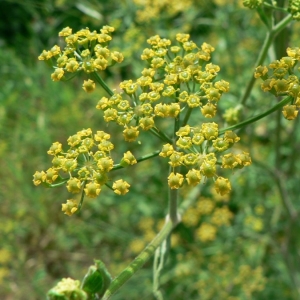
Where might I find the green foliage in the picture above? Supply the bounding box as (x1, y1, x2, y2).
(2, 0, 300, 300)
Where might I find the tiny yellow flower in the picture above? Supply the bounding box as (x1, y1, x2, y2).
(96, 97, 110, 110)
(254, 65, 268, 78)
(187, 94, 201, 108)
(47, 142, 63, 155)
(67, 178, 82, 193)
(201, 42, 215, 53)
(33, 171, 46, 186)
(164, 74, 178, 85)
(65, 59, 79, 72)
(222, 153, 241, 169)
(38, 50, 52, 61)
(192, 132, 205, 145)
(200, 161, 216, 178)
(168, 151, 183, 167)
(56, 55, 68, 67)
(94, 58, 108, 70)
(139, 116, 155, 130)
(214, 177, 231, 196)
(104, 108, 118, 122)
(65, 34, 78, 44)
(183, 153, 198, 165)
(224, 131, 240, 144)
(59, 26, 72, 37)
(168, 172, 184, 189)
(94, 131, 110, 141)
(123, 126, 139, 142)
(51, 68, 64, 81)
(111, 51, 124, 63)
(162, 86, 177, 97)
(120, 151, 137, 167)
(205, 63, 220, 74)
(154, 103, 170, 118)
(206, 87, 221, 101)
(237, 151, 252, 167)
(112, 179, 130, 195)
(282, 104, 299, 120)
(101, 25, 115, 34)
(147, 91, 160, 102)
(159, 143, 174, 157)
(141, 48, 155, 60)
(212, 138, 229, 152)
(45, 168, 58, 184)
(186, 169, 202, 186)
(67, 134, 81, 147)
(202, 122, 218, 140)
(62, 159, 77, 172)
(176, 33, 190, 43)
(176, 125, 191, 137)
(62, 199, 78, 216)
(97, 33, 112, 43)
(98, 140, 114, 152)
(196, 222, 217, 242)
(168, 103, 180, 118)
(170, 46, 181, 53)
(201, 103, 217, 118)
(151, 57, 166, 69)
(97, 157, 114, 172)
(214, 80, 230, 92)
(211, 206, 233, 226)
(82, 79, 96, 93)
(196, 198, 215, 215)
(84, 181, 101, 198)
(176, 137, 192, 149)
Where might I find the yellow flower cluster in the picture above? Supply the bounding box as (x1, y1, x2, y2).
(255, 47, 300, 120)
(182, 196, 233, 243)
(38, 25, 124, 92)
(94, 33, 251, 194)
(162, 126, 251, 193)
(47, 277, 87, 299)
(33, 128, 133, 216)
(36, 25, 253, 213)
(194, 253, 266, 299)
(242, 0, 263, 9)
(288, 0, 300, 20)
(133, 0, 192, 23)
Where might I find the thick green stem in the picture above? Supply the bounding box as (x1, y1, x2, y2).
(219, 95, 292, 134)
(101, 220, 173, 300)
(168, 188, 179, 225)
(101, 185, 202, 299)
(182, 107, 193, 127)
(92, 72, 114, 97)
(240, 14, 293, 105)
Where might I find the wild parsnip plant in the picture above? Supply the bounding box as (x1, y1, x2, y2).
(34, 1, 300, 299)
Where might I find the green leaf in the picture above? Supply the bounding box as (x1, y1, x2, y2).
(81, 260, 112, 297)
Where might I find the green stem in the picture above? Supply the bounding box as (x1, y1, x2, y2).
(240, 14, 293, 105)
(219, 95, 292, 134)
(149, 128, 172, 143)
(92, 72, 114, 97)
(182, 107, 193, 127)
(101, 220, 173, 300)
(101, 185, 202, 299)
(168, 187, 179, 225)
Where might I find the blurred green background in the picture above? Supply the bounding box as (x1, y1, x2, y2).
(1, 0, 300, 299)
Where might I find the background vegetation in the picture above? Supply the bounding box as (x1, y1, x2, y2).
(1, 0, 300, 299)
